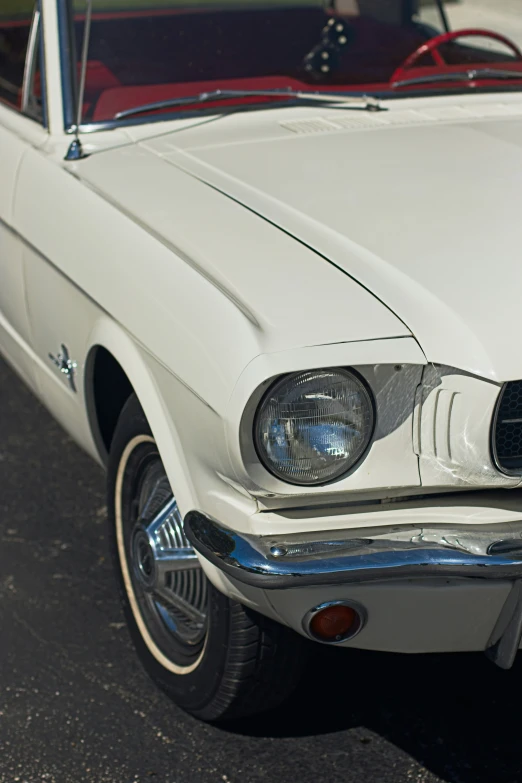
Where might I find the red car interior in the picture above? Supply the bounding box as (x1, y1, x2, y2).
(2, 4, 522, 120)
(391, 27, 522, 83)
(80, 7, 431, 120)
(74, 5, 522, 123)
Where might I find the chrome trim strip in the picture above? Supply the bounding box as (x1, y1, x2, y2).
(114, 90, 381, 121)
(71, 102, 339, 135)
(68, 93, 385, 135)
(39, 0, 48, 129)
(392, 69, 522, 90)
(71, 93, 383, 135)
(21, 8, 41, 116)
(63, 89, 522, 137)
(184, 511, 522, 590)
(76, 0, 92, 130)
(57, 0, 77, 131)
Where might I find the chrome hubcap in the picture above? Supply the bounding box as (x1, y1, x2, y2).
(130, 463, 208, 647)
(131, 498, 200, 592)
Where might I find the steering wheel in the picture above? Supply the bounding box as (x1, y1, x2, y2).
(391, 28, 522, 85)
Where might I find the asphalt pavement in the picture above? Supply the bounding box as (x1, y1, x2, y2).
(2, 355, 522, 783)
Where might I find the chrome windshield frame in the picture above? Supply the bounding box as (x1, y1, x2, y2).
(55, 0, 522, 136)
(67, 92, 385, 135)
(68, 81, 522, 136)
(38, 0, 49, 128)
(57, 0, 78, 132)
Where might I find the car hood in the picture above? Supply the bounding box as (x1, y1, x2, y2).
(136, 101, 522, 382)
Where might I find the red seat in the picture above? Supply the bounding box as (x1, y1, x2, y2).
(82, 60, 121, 94)
(32, 59, 120, 97)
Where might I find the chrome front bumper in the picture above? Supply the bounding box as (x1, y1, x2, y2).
(184, 511, 522, 589)
(184, 511, 522, 669)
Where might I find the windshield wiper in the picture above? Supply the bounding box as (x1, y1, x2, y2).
(392, 68, 522, 89)
(114, 88, 382, 120)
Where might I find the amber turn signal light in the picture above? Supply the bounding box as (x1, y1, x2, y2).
(306, 601, 364, 643)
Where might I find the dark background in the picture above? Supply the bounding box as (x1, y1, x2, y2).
(1, 355, 521, 783)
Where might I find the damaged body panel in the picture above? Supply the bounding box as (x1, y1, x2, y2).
(414, 365, 518, 489)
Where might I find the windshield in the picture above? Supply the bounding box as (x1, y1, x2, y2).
(70, 0, 522, 125)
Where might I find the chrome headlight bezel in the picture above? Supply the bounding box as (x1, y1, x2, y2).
(252, 367, 376, 487)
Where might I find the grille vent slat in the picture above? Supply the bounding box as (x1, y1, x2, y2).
(494, 381, 522, 473)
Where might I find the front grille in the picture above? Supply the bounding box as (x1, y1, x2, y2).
(493, 381, 522, 473)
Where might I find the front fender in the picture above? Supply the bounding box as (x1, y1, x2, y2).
(85, 316, 282, 621)
(86, 316, 259, 527)
(86, 317, 199, 516)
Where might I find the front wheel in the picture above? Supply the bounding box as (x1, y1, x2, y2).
(107, 394, 309, 721)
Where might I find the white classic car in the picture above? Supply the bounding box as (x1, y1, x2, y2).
(3, 0, 522, 721)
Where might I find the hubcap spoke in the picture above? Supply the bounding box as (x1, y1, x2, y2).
(154, 546, 200, 578)
(129, 466, 208, 647)
(138, 496, 200, 578)
(142, 495, 179, 539)
(138, 476, 168, 522)
(153, 584, 207, 626)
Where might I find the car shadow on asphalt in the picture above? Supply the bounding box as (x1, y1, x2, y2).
(223, 645, 521, 783)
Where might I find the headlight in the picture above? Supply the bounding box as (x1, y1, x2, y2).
(254, 368, 374, 486)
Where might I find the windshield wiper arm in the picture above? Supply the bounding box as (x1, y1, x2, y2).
(114, 88, 382, 120)
(392, 68, 522, 89)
